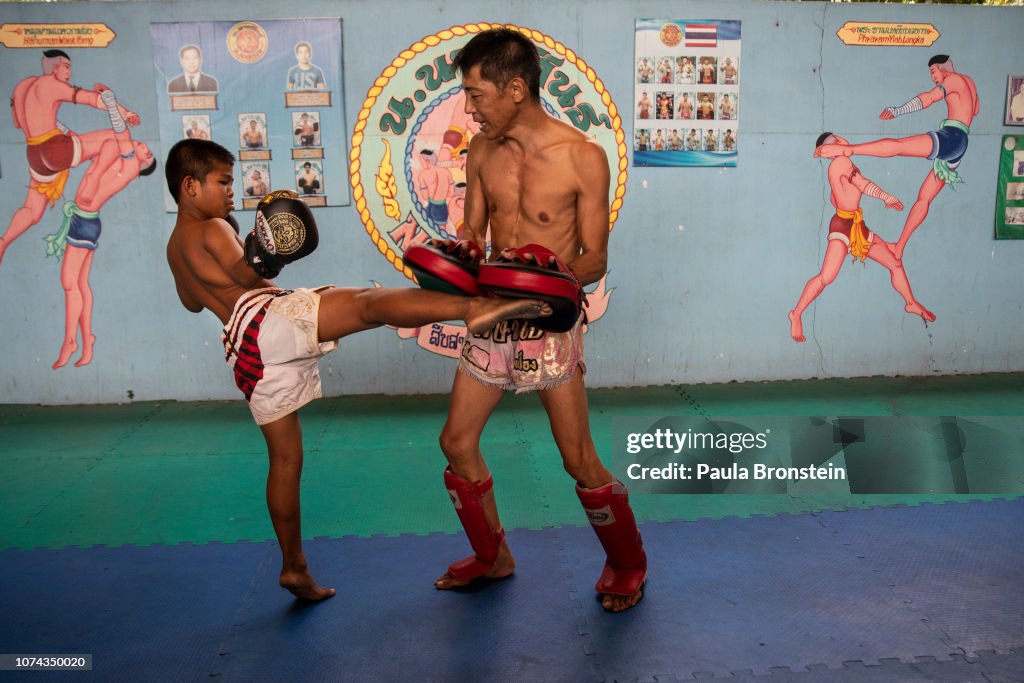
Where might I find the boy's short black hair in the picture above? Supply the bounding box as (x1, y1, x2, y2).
(452, 28, 541, 100)
(164, 139, 235, 203)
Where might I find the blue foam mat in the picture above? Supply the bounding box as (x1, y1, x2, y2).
(1, 501, 1021, 682)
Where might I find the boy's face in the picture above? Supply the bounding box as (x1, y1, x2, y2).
(192, 161, 235, 218)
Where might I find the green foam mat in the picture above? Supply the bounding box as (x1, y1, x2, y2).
(1, 373, 1021, 550)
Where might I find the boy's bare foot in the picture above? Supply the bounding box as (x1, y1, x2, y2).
(280, 569, 336, 601)
(434, 542, 516, 589)
(53, 337, 78, 369)
(788, 310, 805, 343)
(75, 334, 96, 367)
(465, 298, 552, 334)
(905, 302, 936, 323)
(601, 586, 644, 612)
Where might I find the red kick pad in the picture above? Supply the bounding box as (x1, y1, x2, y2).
(478, 261, 581, 333)
(403, 242, 481, 296)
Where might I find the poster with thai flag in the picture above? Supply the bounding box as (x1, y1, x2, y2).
(634, 19, 741, 168)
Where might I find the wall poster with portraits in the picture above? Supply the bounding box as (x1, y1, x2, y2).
(149, 18, 348, 211)
(996, 135, 1024, 239)
(633, 19, 740, 168)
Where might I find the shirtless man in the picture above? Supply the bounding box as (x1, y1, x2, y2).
(653, 129, 666, 151)
(686, 128, 701, 151)
(697, 94, 714, 120)
(698, 58, 716, 85)
(164, 138, 549, 601)
(242, 120, 266, 148)
(185, 119, 210, 140)
(720, 57, 738, 85)
(416, 149, 453, 227)
(1, 50, 139, 265)
(45, 87, 156, 369)
(814, 55, 978, 261)
(677, 92, 693, 120)
(294, 113, 318, 146)
(245, 169, 269, 197)
(297, 162, 321, 195)
(637, 91, 652, 119)
(719, 94, 735, 120)
(434, 29, 646, 613)
(668, 129, 683, 151)
(791, 133, 934, 343)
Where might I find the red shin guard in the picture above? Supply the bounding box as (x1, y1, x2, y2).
(576, 480, 647, 596)
(444, 468, 505, 581)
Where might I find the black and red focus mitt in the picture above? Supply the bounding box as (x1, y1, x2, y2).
(403, 238, 484, 296)
(478, 244, 585, 333)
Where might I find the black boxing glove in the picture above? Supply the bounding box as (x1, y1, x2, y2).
(244, 230, 283, 279)
(244, 190, 319, 277)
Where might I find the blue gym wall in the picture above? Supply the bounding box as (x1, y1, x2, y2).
(0, 0, 1022, 405)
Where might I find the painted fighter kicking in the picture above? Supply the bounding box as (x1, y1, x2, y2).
(1, 50, 139, 266)
(791, 133, 934, 343)
(814, 55, 978, 262)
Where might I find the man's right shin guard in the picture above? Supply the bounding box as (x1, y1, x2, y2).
(444, 467, 505, 581)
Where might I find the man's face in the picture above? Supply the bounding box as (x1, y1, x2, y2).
(462, 64, 516, 140)
(297, 45, 311, 65)
(249, 121, 258, 130)
(54, 58, 72, 83)
(929, 64, 947, 84)
(180, 48, 201, 76)
(135, 142, 154, 168)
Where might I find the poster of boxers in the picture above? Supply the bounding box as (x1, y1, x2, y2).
(149, 18, 349, 211)
(633, 19, 740, 168)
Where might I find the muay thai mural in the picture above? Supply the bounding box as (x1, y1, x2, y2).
(790, 53, 978, 343)
(1, 48, 155, 369)
(350, 23, 625, 357)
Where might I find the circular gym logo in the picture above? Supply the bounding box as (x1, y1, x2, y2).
(227, 21, 268, 64)
(349, 23, 625, 357)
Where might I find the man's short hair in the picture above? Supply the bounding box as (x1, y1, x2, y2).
(41, 50, 70, 75)
(928, 54, 950, 67)
(165, 139, 235, 204)
(452, 28, 541, 100)
(179, 44, 201, 60)
(139, 157, 158, 177)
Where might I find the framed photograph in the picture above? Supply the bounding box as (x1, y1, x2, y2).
(1006, 75, 1024, 126)
(181, 114, 211, 141)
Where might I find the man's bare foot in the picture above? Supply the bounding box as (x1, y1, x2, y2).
(75, 334, 96, 367)
(434, 543, 516, 589)
(813, 144, 851, 159)
(465, 298, 552, 334)
(601, 586, 644, 612)
(280, 569, 336, 601)
(53, 338, 78, 369)
(906, 302, 936, 323)
(788, 310, 806, 343)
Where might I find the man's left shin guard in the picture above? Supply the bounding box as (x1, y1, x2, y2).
(576, 480, 647, 596)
